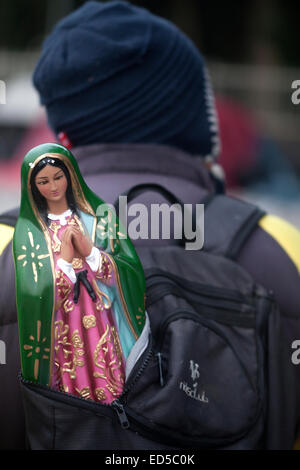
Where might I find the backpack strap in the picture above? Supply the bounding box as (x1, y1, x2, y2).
(115, 184, 266, 260)
(116, 183, 266, 260)
(114, 183, 185, 214)
(114, 183, 188, 246)
(203, 194, 266, 260)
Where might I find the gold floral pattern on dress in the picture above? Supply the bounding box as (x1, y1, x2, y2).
(96, 254, 113, 283)
(72, 330, 84, 349)
(56, 269, 69, 287)
(93, 324, 125, 397)
(95, 388, 107, 401)
(54, 322, 85, 380)
(111, 326, 123, 367)
(56, 270, 72, 310)
(49, 221, 62, 253)
(54, 321, 71, 359)
(75, 386, 91, 399)
(63, 299, 74, 313)
(94, 324, 110, 370)
(72, 257, 84, 269)
(67, 218, 77, 227)
(62, 330, 85, 380)
(105, 383, 119, 398)
(92, 279, 112, 311)
(82, 314, 97, 329)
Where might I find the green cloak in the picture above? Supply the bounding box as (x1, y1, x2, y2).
(12, 143, 146, 386)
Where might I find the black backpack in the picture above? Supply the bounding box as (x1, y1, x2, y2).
(1, 186, 284, 449)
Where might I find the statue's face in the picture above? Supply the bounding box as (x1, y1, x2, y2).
(35, 164, 68, 205)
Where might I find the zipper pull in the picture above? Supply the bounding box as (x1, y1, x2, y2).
(156, 352, 164, 387)
(112, 400, 130, 429)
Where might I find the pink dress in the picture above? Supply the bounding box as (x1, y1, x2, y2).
(49, 211, 125, 403)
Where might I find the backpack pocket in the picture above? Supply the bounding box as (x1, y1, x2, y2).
(122, 270, 267, 449)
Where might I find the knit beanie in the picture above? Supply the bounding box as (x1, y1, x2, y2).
(33, 0, 220, 159)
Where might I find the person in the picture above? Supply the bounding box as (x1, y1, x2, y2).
(12, 142, 147, 401)
(0, 0, 299, 449)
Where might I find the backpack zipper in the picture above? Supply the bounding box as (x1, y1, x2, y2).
(145, 268, 252, 303)
(146, 281, 255, 330)
(145, 270, 255, 318)
(20, 337, 154, 430)
(112, 341, 154, 428)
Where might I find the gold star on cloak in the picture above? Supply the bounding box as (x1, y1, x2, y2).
(17, 231, 50, 283)
(23, 320, 50, 380)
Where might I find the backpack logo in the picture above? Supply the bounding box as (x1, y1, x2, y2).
(190, 360, 200, 381)
(179, 360, 209, 404)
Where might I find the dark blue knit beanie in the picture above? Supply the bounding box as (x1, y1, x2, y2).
(33, 0, 220, 159)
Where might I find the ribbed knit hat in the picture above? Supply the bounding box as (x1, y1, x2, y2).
(33, 0, 220, 159)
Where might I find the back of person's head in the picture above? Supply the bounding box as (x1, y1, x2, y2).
(33, 0, 220, 160)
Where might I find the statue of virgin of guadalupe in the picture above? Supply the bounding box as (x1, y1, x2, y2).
(13, 143, 147, 404)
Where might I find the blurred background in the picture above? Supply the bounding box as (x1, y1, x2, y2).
(0, 0, 299, 227)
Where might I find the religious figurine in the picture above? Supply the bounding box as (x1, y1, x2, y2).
(13, 143, 146, 404)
